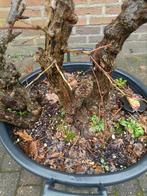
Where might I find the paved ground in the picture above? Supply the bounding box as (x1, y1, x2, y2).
(0, 53, 147, 196)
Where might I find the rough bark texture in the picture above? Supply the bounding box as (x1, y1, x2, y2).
(91, 0, 147, 103)
(0, 0, 147, 128)
(93, 0, 147, 71)
(0, 0, 41, 128)
(38, 0, 147, 115)
(37, 0, 94, 115)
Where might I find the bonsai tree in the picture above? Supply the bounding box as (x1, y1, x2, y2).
(0, 0, 147, 130)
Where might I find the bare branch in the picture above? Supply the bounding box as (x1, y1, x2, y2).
(7, 0, 25, 25)
(93, 0, 147, 71)
(0, 0, 26, 58)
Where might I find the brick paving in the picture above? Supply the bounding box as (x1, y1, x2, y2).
(0, 141, 147, 196)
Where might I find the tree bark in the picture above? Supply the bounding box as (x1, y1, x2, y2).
(0, 0, 41, 128)
(91, 0, 147, 105)
(37, 0, 79, 113)
(93, 0, 147, 70)
(0, 0, 147, 128)
(38, 0, 147, 115)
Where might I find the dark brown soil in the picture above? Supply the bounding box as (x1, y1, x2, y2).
(13, 75, 147, 175)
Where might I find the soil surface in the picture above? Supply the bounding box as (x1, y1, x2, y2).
(13, 73, 147, 174)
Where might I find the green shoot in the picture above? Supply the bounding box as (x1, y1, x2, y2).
(6, 108, 28, 116)
(100, 157, 110, 171)
(114, 77, 127, 88)
(60, 110, 66, 118)
(118, 118, 144, 138)
(64, 130, 76, 143)
(57, 121, 76, 142)
(90, 115, 105, 132)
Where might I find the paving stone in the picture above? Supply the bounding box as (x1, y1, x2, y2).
(53, 183, 116, 195)
(1, 153, 21, 172)
(115, 179, 143, 196)
(143, 192, 147, 196)
(16, 186, 42, 196)
(138, 172, 147, 192)
(0, 172, 19, 196)
(0, 143, 6, 168)
(107, 186, 117, 195)
(54, 183, 97, 194)
(19, 169, 43, 186)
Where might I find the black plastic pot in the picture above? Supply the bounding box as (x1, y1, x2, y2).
(0, 62, 147, 196)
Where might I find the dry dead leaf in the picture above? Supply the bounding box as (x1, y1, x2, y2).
(49, 152, 62, 159)
(29, 140, 39, 159)
(45, 93, 59, 103)
(92, 164, 103, 173)
(133, 143, 143, 157)
(15, 131, 33, 142)
(127, 96, 140, 111)
(65, 72, 78, 88)
(24, 65, 33, 74)
(36, 154, 46, 162)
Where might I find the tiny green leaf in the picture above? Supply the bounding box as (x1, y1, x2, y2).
(114, 78, 127, 88)
(118, 118, 144, 138)
(90, 115, 105, 132)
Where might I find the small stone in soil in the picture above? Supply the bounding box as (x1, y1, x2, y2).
(44, 143, 47, 147)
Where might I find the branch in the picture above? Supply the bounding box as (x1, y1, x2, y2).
(0, 26, 40, 30)
(0, 0, 27, 57)
(93, 0, 147, 71)
(64, 44, 111, 55)
(7, 0, 25, 25)
(26, 60, 56, 88)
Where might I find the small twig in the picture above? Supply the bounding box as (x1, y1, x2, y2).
(140, 98, 147, 104)
(91, 56, 147, 108)
(90, 56, 126, 96)
(90, 44, 111, 53)
(64, 48, 91, 55)
(128, 112, 138, 120)
(112, 107, 122, 117)
(25, 61, 55, 88)
(91, 67, 104, 116)
(0, 26, 41, 30)
(0, 22, 48, 35)
(20, 20, 49, 34)
(70, 135, 80, 151)
(54, 62, 72, 91)
(64, 44, 112, 56)
(20, 35, 41, 45)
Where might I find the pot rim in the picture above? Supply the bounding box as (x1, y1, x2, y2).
(0, 62, 147, 186)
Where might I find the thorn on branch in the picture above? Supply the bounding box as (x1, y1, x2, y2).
(18, 16, 29, 20)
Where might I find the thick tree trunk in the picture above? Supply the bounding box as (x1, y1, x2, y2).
(0, 0, 41, 128)
(0, 0, 147, 128)
(38, 0, 147, 115)
(93, 0, 147, 71)
(37, 0, 79, 113)
(91, 0, 147, 106)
